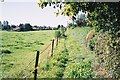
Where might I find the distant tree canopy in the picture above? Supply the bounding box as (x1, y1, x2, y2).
(0, 21, 59, 31)
(75, 18, 88, 27)
(0, 21, 2, 29)
(1, 21, 11, 31)
(19, 23, 33, 31)
(57, 25, 61, 29)
(57, 24, 64, 29)
(11, 25, 16, 28)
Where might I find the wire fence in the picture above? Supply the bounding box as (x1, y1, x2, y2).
(13, 38, 58, 79)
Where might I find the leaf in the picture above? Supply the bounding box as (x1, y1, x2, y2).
(56, 12, 59, 17)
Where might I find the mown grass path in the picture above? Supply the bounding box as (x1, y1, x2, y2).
(63, 27, 98, 78)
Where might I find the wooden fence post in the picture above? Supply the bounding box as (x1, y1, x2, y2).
(56, 37, 58, 47)
(34, 51, 40, 80)
(51, 39, 54, 56)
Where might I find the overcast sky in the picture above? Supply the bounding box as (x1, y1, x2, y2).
(0, 0, 70, 27)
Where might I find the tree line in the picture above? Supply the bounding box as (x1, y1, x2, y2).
(0, 21, 66, 31)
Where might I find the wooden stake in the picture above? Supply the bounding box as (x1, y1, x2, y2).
(51, 39, 54, 56)
(34, 51, 40, 80)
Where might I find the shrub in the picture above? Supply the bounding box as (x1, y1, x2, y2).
(55, 30, 61, 38)
(89, 31, 120, 79)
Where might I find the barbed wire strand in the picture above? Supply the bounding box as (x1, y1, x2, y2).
(40, 43, 51, 55)
(16, 42, 52, 78)
(25, 43, 52, 78)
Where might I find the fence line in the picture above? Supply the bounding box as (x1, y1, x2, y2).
(17, 57, 36, 77)
(40, 43, 51, 55)
(34, 51, 40, 80)
(15, 38, 57, 78)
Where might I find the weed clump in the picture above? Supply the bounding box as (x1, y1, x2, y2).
(1, 49, 12, 54)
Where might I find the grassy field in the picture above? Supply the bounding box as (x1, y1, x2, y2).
(1, 30, 55, 78)
(1, 27, 99, 78)
(37, 27, 99, 78)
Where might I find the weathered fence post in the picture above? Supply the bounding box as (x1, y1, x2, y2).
(34, 51, 40, 80)
(56, 37, 58, 47)
(51, 39, 54, 56)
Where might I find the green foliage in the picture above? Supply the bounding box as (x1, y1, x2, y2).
(55, 30, 61, 38)
(64, 62, 95, 78)
(63, 27, 98, 78)
(39, 39, 69, 78)
(55, 68, 64, 77)
(38, 2, 119, 34)
(38, 27, 98, 78)
(57, 25, 61, 29)
(0, 21, 3, 30)
(60, 27, 67, 37)
(68, 23, 73, 28)
(1, 26, 99, 78)
(89, 31, 120, 79)
(38, 1, 120, 78)
(76, 18, 88, 27)
(42, 62, 50, 71)
(55, 28, 67, 39)
(19, 23, 33, 31)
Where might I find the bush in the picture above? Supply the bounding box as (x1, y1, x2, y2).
(55, 30, 61, 38)
(89, 31, 120, 79)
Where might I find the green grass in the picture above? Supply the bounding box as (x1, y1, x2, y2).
(1, 27, 99, 78)
(1, 30, 55, 78)
(37, 27, 99, 78)
(63, 27, 98, 78)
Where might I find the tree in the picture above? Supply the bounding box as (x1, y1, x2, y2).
(75, 11, 88, 27)
(2, 21, 11, 31)
(3, 21, 8, 26)
(38, 2, 119, 33)
(24, 23, 33, 31)
(19, 24, 24, 31)
(76, 18, 87, 26)
(19, 23, 33, 31)
(11, 25, 16, 28)
(57, 25, 61, 29)
(0, 21, 3, 29)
